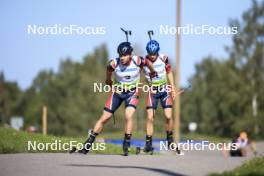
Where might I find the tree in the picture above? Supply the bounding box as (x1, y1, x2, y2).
(181, 0, 264, 138)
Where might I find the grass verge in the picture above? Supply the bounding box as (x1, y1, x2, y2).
(0, 127, 125, 155)
(209, 157, 264, 176)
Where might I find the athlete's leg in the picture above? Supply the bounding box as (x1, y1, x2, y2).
(160, 91, 174, 148)
(93, 110, 113, 133)
(96, 91, 122, 133)
(164, 108, 173, 132)
(144, 91, 158, 152)
(122, 91, 139, 156)
(78, 92, 122, 154)
(124, 107, 136, 134)
(122, 107, 136, 156)
(146, 91, 158, 135)
(124, 90, 139, 134)
(146, 109, 155, 136)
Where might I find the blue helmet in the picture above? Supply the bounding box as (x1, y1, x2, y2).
(146, 40, 160, 54)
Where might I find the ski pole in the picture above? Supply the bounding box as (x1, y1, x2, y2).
(120, 28, 132, 42)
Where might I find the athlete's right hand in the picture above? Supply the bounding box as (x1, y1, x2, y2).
(149, 71, 158, 78)
(105, 79, 113, 86)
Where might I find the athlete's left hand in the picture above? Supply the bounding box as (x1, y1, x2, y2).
(170, 86, 176, 100)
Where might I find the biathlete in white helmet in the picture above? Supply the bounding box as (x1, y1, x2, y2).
(76, 39, 157, 156)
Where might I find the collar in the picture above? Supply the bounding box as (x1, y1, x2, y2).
(146, 55, 158, 63)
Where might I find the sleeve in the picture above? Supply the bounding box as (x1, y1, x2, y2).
(106, 59, 116, 71)
(139, 56, 150, 67)
(163, 55, 172, 73)
(134, 56, 144, 67)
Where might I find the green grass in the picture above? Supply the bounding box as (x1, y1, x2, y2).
(0, 127, 229, 154)
(182, 133, 230, 143)
(0, 127, 125, 154)
(210, 157, 264, 176)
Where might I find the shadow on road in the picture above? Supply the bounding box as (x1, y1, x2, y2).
(65, 164, 186, 176)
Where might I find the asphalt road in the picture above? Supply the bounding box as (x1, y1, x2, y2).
(0, 143, 263, 176)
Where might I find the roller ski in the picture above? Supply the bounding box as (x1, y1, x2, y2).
(135, 146, 154, 155)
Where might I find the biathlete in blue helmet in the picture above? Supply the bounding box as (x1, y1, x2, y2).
(143, 39, 177, 152)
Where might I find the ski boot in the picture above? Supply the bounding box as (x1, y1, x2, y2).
(167, 131, 181, 154)
(143, 135, 154, 154)
(123, 133, 132, 156)
(72, 130, 98, 154)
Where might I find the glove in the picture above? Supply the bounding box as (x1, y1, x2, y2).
(105, 79, 113, 86)
(149, 71, 158, 78)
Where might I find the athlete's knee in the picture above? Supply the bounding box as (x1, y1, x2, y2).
(147, 113, 154, 122)
(125, 114, 133, 121)
(164, 113, 172, 120)
(125, 107, 135, 121)
(100, 112, 112, 124)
